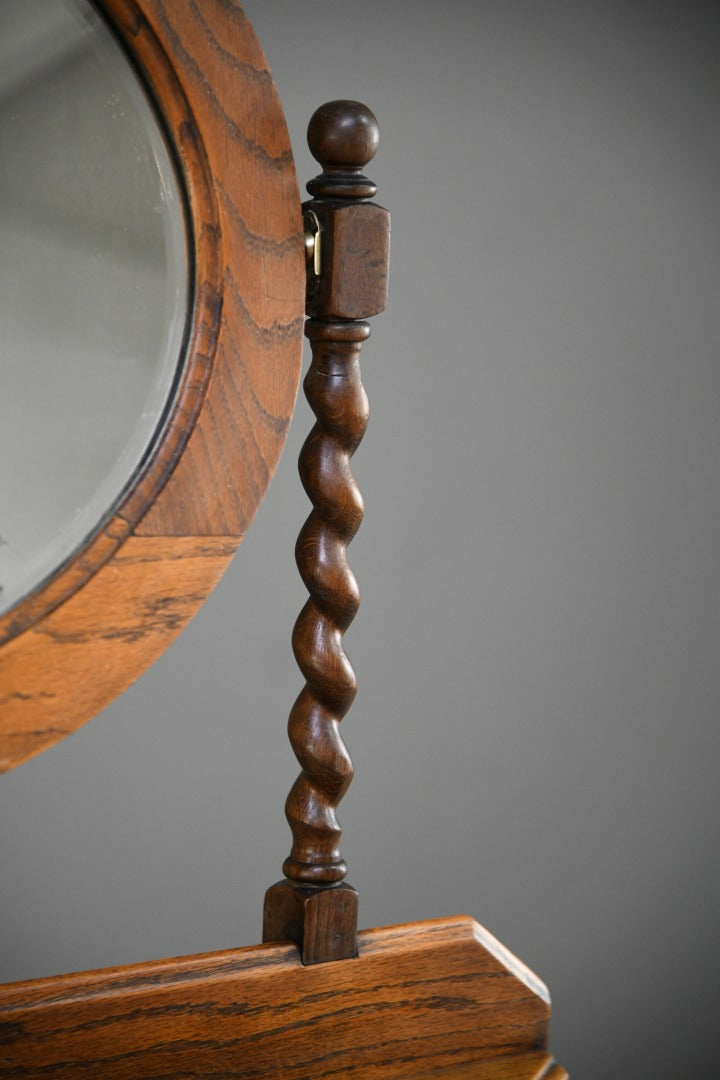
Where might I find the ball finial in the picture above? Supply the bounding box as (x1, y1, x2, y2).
(307, 100, 379, 172)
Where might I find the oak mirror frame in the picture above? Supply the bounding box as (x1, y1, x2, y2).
(0, 0, 306, 773)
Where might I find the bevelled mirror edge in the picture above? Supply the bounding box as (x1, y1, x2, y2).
(0, 0, 195, 625)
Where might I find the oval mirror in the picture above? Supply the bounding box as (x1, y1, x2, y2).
(0, 0, 305, 771)
(0, 0, 188, 617)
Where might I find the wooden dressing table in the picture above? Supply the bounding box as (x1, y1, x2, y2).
(0, 4, 566, 1076)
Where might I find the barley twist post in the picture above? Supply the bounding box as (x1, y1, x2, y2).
(263, 101, 390, 965)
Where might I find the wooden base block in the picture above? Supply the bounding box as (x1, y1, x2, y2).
(0, 916, 567, 1078)
(263, 878, 358, 964)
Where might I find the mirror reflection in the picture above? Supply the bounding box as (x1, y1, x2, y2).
(0, 0, 188, 616)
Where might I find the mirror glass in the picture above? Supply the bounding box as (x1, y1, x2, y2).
(0, 0, 188, 616)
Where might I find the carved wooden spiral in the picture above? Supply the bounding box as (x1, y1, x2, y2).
(263, 100, 389, 963)
(284, 319, 370, 885)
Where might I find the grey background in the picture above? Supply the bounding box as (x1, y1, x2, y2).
(1, 2, 719, 1077)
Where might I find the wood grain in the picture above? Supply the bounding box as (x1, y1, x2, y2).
(0, 1, 304, 770)
(412, 1058, 567, 1080)
(131, 0, 305, 538)
(0, 536, 234, 773)
(0, 916, 566, 1078)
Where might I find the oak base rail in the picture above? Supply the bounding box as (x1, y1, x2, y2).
(0, 916, 566, 1079)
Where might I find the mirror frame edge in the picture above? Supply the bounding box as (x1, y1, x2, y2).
(0, 0, 305, 772)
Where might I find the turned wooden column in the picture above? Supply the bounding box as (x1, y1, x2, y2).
(263, 101, 390, 965)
